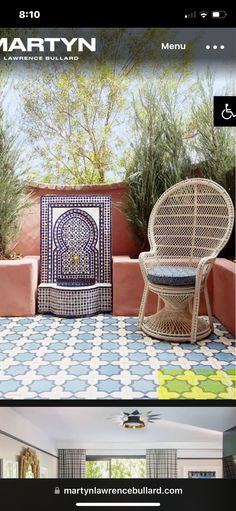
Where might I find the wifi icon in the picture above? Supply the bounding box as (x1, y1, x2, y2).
(200, 11, 208, 18)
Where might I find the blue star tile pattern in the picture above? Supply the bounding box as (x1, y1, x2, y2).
(0, 315, 235, 399)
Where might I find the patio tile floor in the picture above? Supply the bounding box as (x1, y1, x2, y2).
(0, 315, 235, 399)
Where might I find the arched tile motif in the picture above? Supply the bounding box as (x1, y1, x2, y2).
(53, 209, 99, 286)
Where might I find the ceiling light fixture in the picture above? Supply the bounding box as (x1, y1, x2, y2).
(108, 409, 160, 429)
(123, 415, 145, 429)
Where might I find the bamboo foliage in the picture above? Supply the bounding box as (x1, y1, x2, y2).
(122, 84, 192, 251)
(0, 106, 32, 257)
(191, 73, 235, 186)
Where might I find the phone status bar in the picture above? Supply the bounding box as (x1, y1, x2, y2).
(0, 7, 235, 27)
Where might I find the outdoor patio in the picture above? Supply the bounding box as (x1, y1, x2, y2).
(0, 180, 235, 401)
(0, 31, 235, 402)
(0, 314, 234, 399)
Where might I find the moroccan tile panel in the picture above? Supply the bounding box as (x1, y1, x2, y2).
(39, 195, 112, 315)
(40, 195, 112, 285)
(38, 285, 112, 317)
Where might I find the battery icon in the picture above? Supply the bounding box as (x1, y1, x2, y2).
(211, 10, 227, 18)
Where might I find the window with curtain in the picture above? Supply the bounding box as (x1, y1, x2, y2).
(86, 456, 146, 478)
(58, 450, 177, 479)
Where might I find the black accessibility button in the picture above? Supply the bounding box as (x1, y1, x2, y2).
(214, 96, 236, 126)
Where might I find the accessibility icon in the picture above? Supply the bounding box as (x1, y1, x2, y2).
(214, 96, 236, 126)
(221, 103, 236, 120)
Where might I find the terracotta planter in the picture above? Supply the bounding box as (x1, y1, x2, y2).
(212, 259, 235, 335)
(112, 256, 157, 316)
(0, 256, 40, 316)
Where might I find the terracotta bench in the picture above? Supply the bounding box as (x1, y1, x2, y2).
(0, 256, 40, 316)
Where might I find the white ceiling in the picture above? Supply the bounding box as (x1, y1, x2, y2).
(10, 407, 236, 447)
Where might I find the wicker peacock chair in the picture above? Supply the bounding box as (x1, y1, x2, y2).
(138, 178, 234, 343)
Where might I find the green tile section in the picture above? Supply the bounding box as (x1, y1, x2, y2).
(158, 368, 236, 399)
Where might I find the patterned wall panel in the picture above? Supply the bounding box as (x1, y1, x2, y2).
(38, 195, 112, 316)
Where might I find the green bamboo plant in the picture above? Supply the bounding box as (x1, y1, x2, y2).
(0, 105, 32, 258)
(121, 84, 191, 252)
(191, 73, 235, 187)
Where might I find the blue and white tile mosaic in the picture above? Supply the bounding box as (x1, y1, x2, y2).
(0, 315, 235, 399)
(38, 195, 112, 316)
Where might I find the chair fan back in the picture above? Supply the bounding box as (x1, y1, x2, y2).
(148, 179, 234, 262)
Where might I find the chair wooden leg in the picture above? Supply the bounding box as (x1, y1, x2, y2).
(204, 285, 214, 333)
(138, 284, 149, 328)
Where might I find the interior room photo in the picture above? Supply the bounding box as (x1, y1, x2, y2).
(0, 27, 235, 400)
(0, 406, 235, 479)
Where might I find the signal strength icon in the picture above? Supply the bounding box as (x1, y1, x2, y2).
(185, 11, 196, 18)
(200, 11, 208, 18)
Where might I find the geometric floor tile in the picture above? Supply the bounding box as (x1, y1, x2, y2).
(158, 368, 236, 399)
(0, 314, 235, 399)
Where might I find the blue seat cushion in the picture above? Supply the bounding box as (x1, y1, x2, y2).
(147, 266, 196, 286)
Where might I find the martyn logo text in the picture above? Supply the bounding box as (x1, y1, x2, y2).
(0, 38, 96, 52)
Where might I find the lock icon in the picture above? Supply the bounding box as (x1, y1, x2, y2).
(54, 487, 60, 495)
